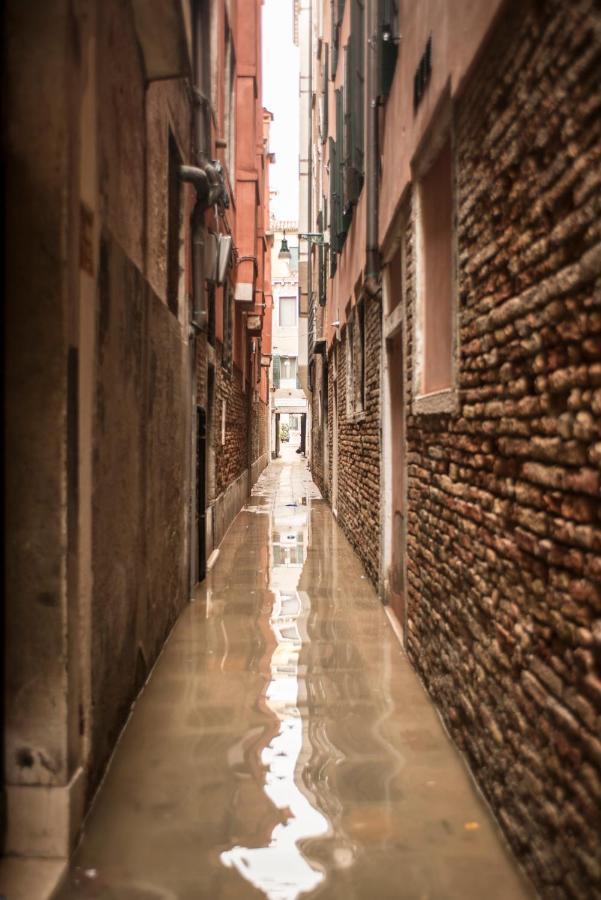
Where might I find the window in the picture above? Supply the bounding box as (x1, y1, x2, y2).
(343, 0, 364, 209)
(222, 283, 233, 371)
(167, 133, 182, 316)
(193, 0, 211, 158)
(416, 135, 455, 403)
(207, 284, 216, 346)
(224, 21, 236, 179)
(346, 300, 365, 417)
(331, 0, 345, 79)
(321, 44, 329, 143)
(281, 357, 298, 383)
(378, 0, 399, 99)
(279, 296, 297, 327)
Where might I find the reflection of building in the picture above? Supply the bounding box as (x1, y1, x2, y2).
(221, 491, 327, 898)
(270, 221, 308, 456)
(296, 0, 601, 895)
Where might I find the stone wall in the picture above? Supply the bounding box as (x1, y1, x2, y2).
(329, 299, 382, 584)
(404, 1, 601, 895)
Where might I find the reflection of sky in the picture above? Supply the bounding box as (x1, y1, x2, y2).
(221, 501, 328, 899)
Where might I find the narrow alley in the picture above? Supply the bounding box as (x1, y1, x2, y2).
(4, 0, 600, 897)
(57, 452, 530, 900)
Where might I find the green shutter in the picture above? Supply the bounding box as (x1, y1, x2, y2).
(329, 135, 339, 253)
(330, 0, 338, 78)
(378, 0, 399, 98)
(343, 45, 352, 209)
(322, 44, 329, 143)
(335, 87, 347, 249)
(273, 354, 280, 389)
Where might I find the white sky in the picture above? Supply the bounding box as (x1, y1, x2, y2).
(262, 0, 299, 223)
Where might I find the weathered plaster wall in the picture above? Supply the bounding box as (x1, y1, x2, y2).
(89, 0, 193, 791)
(404, 1, 601, 894)
(92, 235, 189, 787)
(4, 0, 81, 799)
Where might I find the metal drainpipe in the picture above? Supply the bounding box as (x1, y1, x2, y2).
(180, 166, 210, 328)
(364, 0, 381, 298)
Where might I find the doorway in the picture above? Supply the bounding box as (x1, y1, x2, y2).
(331, 344, 338, 516)
(196, 406, 207, 582)
(322, 359, 329, 491)
(386, 330, 405, 629)
(382, 237, 407, 642)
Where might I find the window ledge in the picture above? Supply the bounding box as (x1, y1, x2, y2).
(413, 388, 457, 416)
(347, 409, 367, 424)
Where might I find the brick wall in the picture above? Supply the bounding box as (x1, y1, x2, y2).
(405, 1, 601, 895)
(311, 354, 328, 498)
(251, 385, 269, 463)
(214, 352, 249, 496)
(328, 298, 382, 584)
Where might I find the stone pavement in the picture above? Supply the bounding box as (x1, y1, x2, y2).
(57, 451, 534, 899)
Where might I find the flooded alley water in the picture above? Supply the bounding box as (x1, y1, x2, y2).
(58, 450, 532, 900)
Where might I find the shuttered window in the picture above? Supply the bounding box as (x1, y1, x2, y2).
(335, 88, 348, 250)
(378, 0, 399, 98)
(322, 44, 329, 143)
(343, 0, 364, 209)
(330, 0, 346, 79)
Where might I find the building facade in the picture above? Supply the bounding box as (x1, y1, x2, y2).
(270, 223, 309, 455)
(4, 0, 271, 867)
(301, 0, 601, 895)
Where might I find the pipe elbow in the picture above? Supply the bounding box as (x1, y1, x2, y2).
(179, 165, 210, 206)
(363, 273, 381, 299)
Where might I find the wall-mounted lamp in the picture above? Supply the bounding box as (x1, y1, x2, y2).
(299, 232, 325, 246)
(278, 231, 291, 260)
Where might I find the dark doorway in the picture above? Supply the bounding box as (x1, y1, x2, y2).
(196, 406, 207, 582)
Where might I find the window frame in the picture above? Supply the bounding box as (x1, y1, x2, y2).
(345, 299, 366, 420)
(278, 295, 297, 328)
(412, 101, 459, 416)
(167, 132, 183, 317)
(222, 282, 234, 373)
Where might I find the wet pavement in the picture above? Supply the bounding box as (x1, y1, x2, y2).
(58, 450, 533, 899)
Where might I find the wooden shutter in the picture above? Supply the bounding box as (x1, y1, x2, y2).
(322, 44, 329, 143)
(344, 0, 364, 207)
(329, 135, 339, 254)
(378, 0, 399, 98)
(335, 88, 348, 249)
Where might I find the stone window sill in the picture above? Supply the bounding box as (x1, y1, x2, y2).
(413, 387, 457, 416)
(347, 409, 367, 424)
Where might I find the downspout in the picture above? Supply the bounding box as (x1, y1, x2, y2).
(364, 0, 380, 298)
(180, 166, 210, 330)
(181, 163, 229, 329)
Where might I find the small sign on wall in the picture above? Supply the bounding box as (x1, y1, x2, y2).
(221, 399, 226, 445)
(80, 203, 94, 276)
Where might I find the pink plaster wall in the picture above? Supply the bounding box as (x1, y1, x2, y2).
(379, 0, 504, 244)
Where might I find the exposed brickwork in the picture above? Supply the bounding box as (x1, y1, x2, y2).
(310, 354, 328, 498)
(326, 298, 382, 584)
(251, 383, 269, 463)
(214, 352, 249, 495)
(405, 1, 601, 895)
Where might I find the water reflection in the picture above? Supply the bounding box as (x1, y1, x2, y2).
(221, 494, 329, 899)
